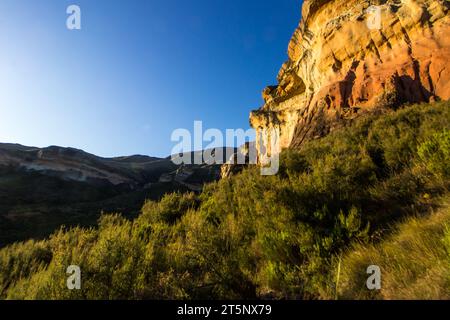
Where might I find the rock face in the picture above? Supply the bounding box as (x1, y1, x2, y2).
(250, 0, 450, 153)
(220, 142, 256, 178)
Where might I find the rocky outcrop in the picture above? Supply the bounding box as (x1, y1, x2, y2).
(250, 0, 450, 154)
(220, 142, 257, 178)
(159, 164, 222, 191)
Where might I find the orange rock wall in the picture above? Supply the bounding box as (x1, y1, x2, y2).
(250, 0, 450, 151)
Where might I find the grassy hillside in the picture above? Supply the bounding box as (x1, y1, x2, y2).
(0, 161, 221, 247)
(0, 101, 449, 299)
(337, 197, 450, 299)
(0, 168, 190, 247)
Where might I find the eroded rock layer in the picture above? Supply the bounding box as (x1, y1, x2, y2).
(250, 0, 450, 152)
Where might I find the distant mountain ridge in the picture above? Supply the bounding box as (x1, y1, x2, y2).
(0, 143, 228, 246)
(0, 143, 239, 187)
(0, 143, 170, 187)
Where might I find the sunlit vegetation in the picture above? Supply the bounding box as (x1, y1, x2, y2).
(337, 197, 450, 300)
(0, 101, 449, 299)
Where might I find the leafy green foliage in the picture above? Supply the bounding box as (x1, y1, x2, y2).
(0, 101, 449, 300)
(337, 198, 450, 300)
(418, 130, 450, 180)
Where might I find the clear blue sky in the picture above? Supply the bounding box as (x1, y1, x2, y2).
(0, 0, 301, 157)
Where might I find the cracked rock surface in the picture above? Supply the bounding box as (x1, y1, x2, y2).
(250, 0, 450, 152)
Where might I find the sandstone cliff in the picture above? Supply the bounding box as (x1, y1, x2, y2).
(250, 0, 450, 153)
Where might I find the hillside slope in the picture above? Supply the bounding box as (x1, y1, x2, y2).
(337, 197, 450, 299)
(0, 144, 224, 246)
(1, 101, 448, 300)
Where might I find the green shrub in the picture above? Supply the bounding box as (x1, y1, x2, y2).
(337, 199, 450, 300)
(0, 240, 52, 299)
(1, 101, 449, 300)
(141, 192, 198, 225)
(418, 130, 450, 181)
